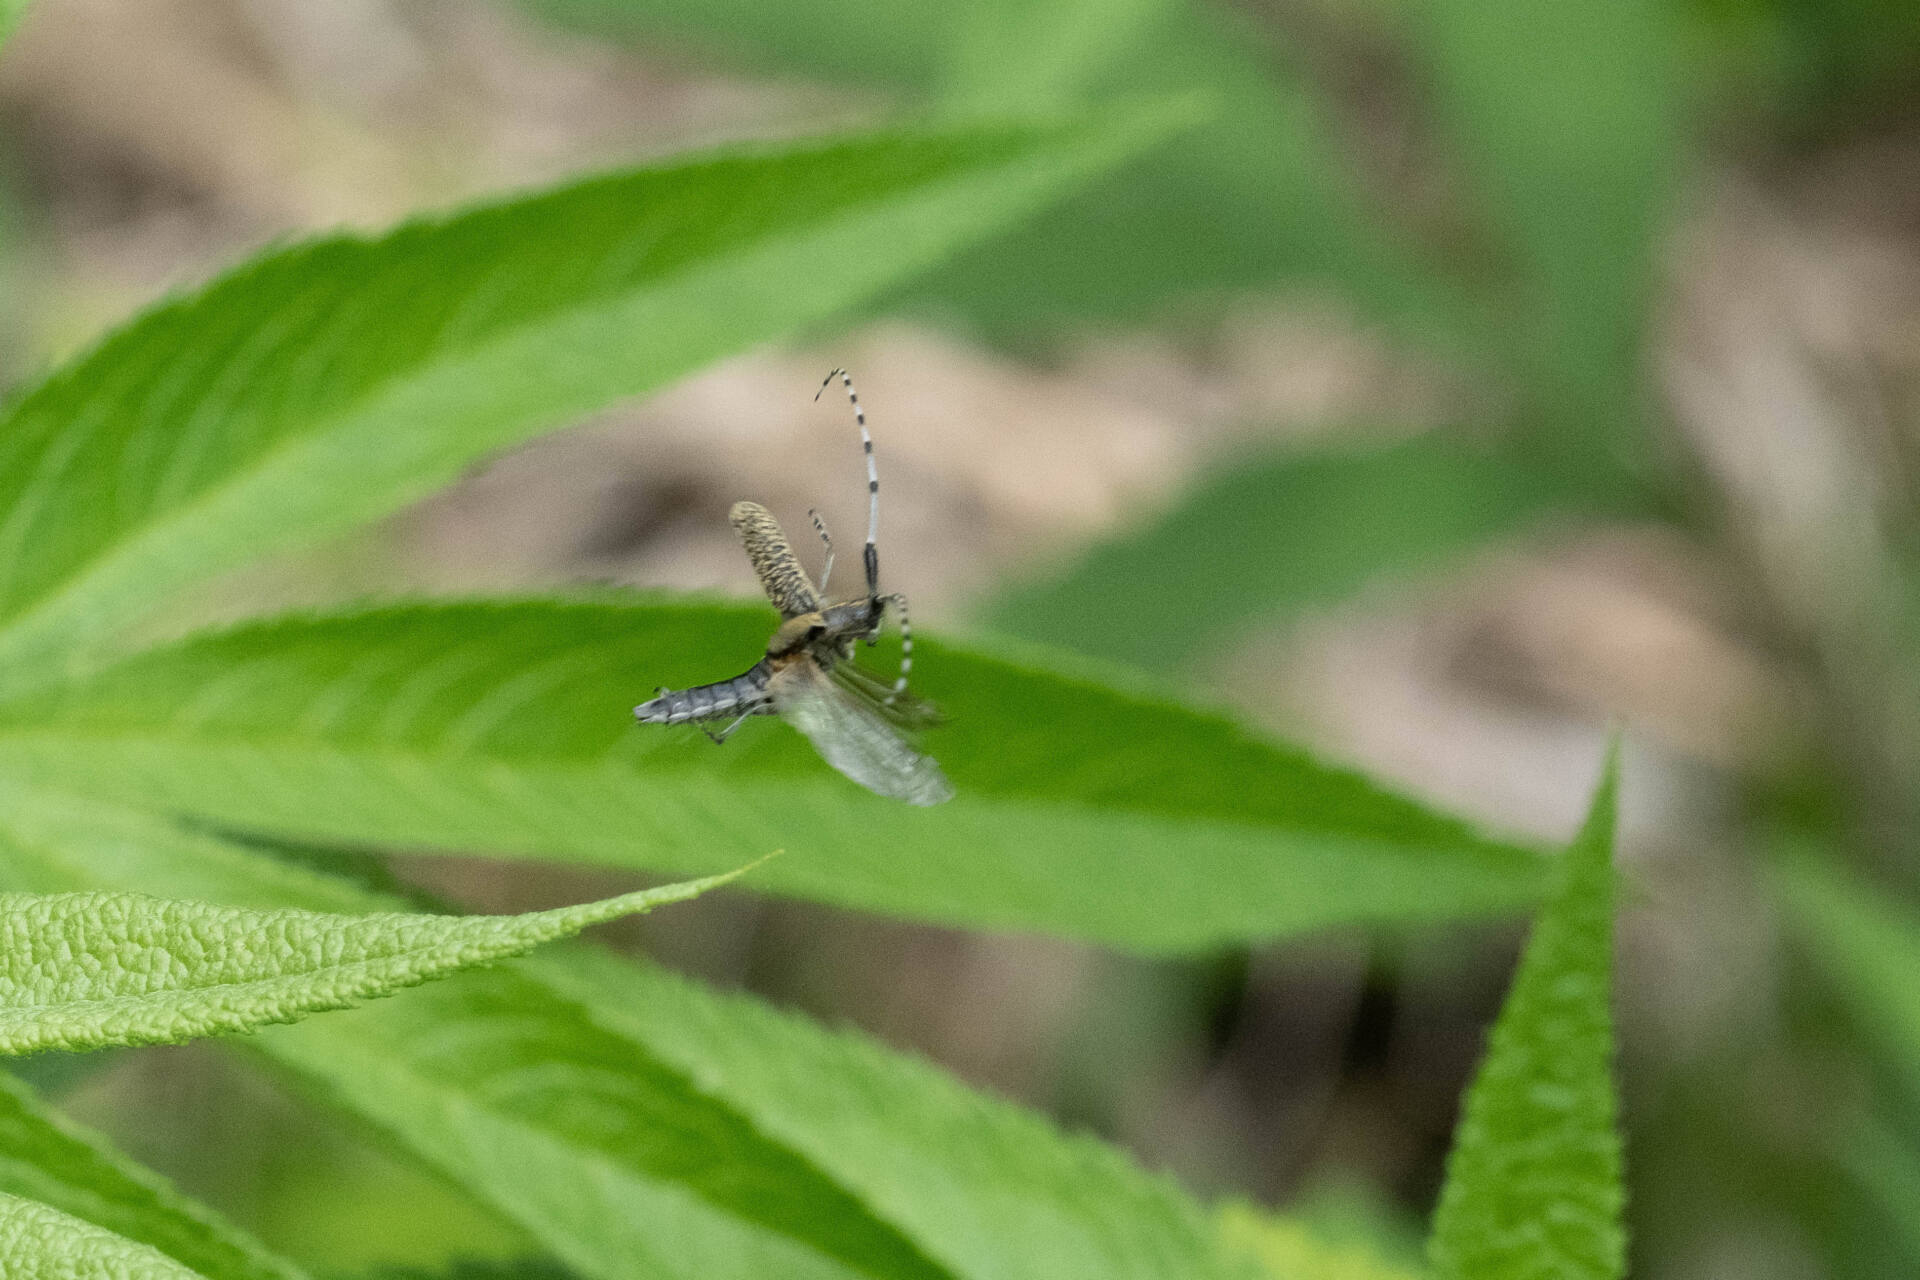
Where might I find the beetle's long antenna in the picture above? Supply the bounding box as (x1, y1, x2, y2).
(817, 368, 878, 600)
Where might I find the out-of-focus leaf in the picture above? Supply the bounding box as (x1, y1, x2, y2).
(989, 432, 1605, 672)
(518, 0, 950, 84)
(0, 1, 27, 50)
(1773, 849, 1920, 1102)
(0, 785, 1263, 1280)
(0, 872, 742, 1055)
(1219, 1202, 1424, 1280)
(0, 1190, 213, 1279)
(0, 107, 1191, 693)
(0, 597, 1548, 952)
(1405, 0, 1679, 468)
(1836, 1115, 1920, 1273)
(910, 1, 1467, 336)
(0, 1070, 305, 1280)
(1427, 746, 1624, 1280)
(523, 0, 1470, 338)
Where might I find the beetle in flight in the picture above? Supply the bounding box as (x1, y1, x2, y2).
(633, 369, 953, 806)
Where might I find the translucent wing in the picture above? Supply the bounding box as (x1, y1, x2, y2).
(768, 657, 953, 806)
(829, 660, 945, 731)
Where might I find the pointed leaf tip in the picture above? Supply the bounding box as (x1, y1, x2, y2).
(1428, 752, 1624, 1280)
(0, 875, 730, 1055)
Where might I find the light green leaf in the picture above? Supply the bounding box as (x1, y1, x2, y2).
(0, 783, 1255, 1280)
(1427, 746, 1624, 1280)
(497, 943, 1262, 1280)
(0, 1070, 305, 1280)
(0, 106, 1192, 693)
(0, 870, 746, 1055)
(0, 787, 945, 1280)
(989, 433, 1607, 672)
(0, 597, 1548, 952)
(0, 1190, 210, 1280)
(1219, 1202, 1424, 1280)
(1772, 847, 1920, 1102)
(0, 1, 27, 50)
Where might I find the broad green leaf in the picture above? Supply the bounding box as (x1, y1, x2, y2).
(0, 784, 1256, 1280)
(0, 106, 1192, 692)
(1405, 0, 1678, 467)
(0, 597, 1549, 952)
(0, 787, 941, 1280)
(0, 1070, 305, 1280)
(1772, 848, 1920, 1102)
(1427, 747, 1624, 1280)
(989, 433, 1603, 672)
(0, 1190, 209, 1279)
(0, 870, 742, 1055)
(1219, 1202, 1424, 1280)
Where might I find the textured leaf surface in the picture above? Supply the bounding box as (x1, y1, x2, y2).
(0, 107, 1186, 691)
(1773, 850, 1920, 1101)
(0, 784, 1257, 1280)
(0, 789, 942, 1280)
(1427, 749, 1624, 1280)
(990, 433, 1601, 672)
(1219, 1203, 1424, 1280)
(0, 1191, 209, 1280)
(0, 870, 742, 1054)
(0, 597, 1548, 952)
(0, 1070, 304, 1280)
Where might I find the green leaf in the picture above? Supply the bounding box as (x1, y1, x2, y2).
(1836, 1114, 1920, 1273)
(907, 2, 1466, 336)
(0, 1070, 305, 1280)
(0, 597, 1548, 952)
(989, 433, 1603, 672)
(0, 106, 1192, 693)
(523, 0, 1469, 337)
(1772, 848, 1920, 1102)
(1405, 0, 1679, 465)
(0, 1190, 212, 1279)
(0, 1, 27, 50)
(519, 0, 951, 85)
(0, 784, 1257, 1280)
(1219, 1202, 1424, 1280)
(0, 870, 746, 1055)
(0, 787, 942, 1280)
(1427, 746, 1624, 1280)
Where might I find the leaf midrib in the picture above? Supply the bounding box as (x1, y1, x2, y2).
(257, 990, 962, 1280)
(0, 126, 1083, 691)
(0, 721, 1522, 856)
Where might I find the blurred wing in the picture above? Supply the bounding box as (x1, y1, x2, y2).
(769, 659, 953, 806)
(830, 660, 945, 730)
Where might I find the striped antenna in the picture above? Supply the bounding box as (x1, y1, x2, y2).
(817, 368, 879, 599)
